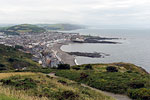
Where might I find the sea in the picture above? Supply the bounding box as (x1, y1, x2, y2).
(60, 28, 150, 72)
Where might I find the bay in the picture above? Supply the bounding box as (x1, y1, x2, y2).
(61, 28, 150, 72)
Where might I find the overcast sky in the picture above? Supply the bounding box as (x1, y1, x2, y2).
(0, 0, 150, 28)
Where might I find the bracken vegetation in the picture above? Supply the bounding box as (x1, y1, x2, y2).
(54, 63, 150, 100)
(0, 72, 114, 100)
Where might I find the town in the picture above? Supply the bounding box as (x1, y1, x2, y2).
(0, 31, 81, 68)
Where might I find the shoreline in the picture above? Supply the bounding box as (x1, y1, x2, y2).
(74, 59, 79, 65)
(52, 42, 149, 73)
(52, 42, 77, 66)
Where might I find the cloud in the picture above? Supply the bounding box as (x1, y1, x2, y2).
(0, 0, 150, 28)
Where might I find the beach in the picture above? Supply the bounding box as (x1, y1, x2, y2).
(52, 42, 77, 66)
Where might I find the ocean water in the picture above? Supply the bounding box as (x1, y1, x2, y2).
(61, 28, 150, 72)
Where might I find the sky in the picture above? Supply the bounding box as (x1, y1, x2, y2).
(0, 0, 150, 28)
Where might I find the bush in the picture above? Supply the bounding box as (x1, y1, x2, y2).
(8, 58, 15, 62)
(84, 64, 93, 70)
(41, 87, 51, 97)
(80, 73, 89, 79)
(106, 66, 118, 72)
(1, 77, 37, 90)
(59, 90, 79, 100)
(58, 80, 67, 85)
(0, 64, 5, 67)
(129, 81, 145, 89)
(57, 64, 70, 70)
(72, 66, 80, 70)
(15, 45, 24, 50)
(0, 64, 6, 70)
(128, 88, 150, 100)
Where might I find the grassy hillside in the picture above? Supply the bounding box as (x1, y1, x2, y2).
(0, 94, 19, 100)
(0, 72, 114, 100)
(54, 63, 150, 100)
(0, 24, 46, 35)
(0, 44, 41, 71)
(37, 24, 85, 31)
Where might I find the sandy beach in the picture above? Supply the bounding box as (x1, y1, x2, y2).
(52, 42, 77, 66)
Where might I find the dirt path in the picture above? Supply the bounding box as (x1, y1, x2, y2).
(81, 84, 131, 100)
(48, 73, 131, 100)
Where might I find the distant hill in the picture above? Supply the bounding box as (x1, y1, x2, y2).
(0, 44, 41, 71)
(0, 24, 46, 35)
(37, 24, 85, 31)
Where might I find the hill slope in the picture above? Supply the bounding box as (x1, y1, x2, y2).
(55, 63, 150, 100)
(0, 24, 46, 35)
(37, 24, 85, 31)
(0, 72, 114, 100)
(0, 44, 41, 71)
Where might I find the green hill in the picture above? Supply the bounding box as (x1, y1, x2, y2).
(37, 24, 85, 31)
(0, 44, 41, 71)
(0, 24, 46, 35)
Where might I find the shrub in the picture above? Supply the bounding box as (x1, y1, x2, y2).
(129, 81, 145, 89)
(72, 66, 80, 70)
(1, 77, 37, 90)
(57, 64, 70, 70)
(128, 88, 150, 100)
(46, 75, 51, 78)
(0, 64, 6, 70)
(59, 90, 79, 100)
(58, 80, 67, 85)
(106, 66, 118, 72)
(15, 45, 24, 50)
(0, 64, 5, 67)
(126, 70, 132, 73)
(81, 89, 91, 96)
(8, 58, 15, 62)
(80, 73, 89, 79)
(41, 87, 51, 97)
(84, 64, 93, 70)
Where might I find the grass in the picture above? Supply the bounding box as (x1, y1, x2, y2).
(0, 94, 19, 100)
(0, 72, 36, 79)
(37, 24, 84, 31)
(1, 24, 46, 35)
(0, 72, 48, 100)
(54, 63, 150, 100)
(0, 72, 114, 100)
(0, 86, 49, 100)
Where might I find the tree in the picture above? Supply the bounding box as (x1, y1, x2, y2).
(106, 66, 118, 72)
(15, 45, 24, 50)
(57, 64, 70, 69)
(0, 64, 6, 70)
(84, 64, 93, 70)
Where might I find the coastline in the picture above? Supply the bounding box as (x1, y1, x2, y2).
(52, 42, 77, 66)
(74, 59, 79, 65)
